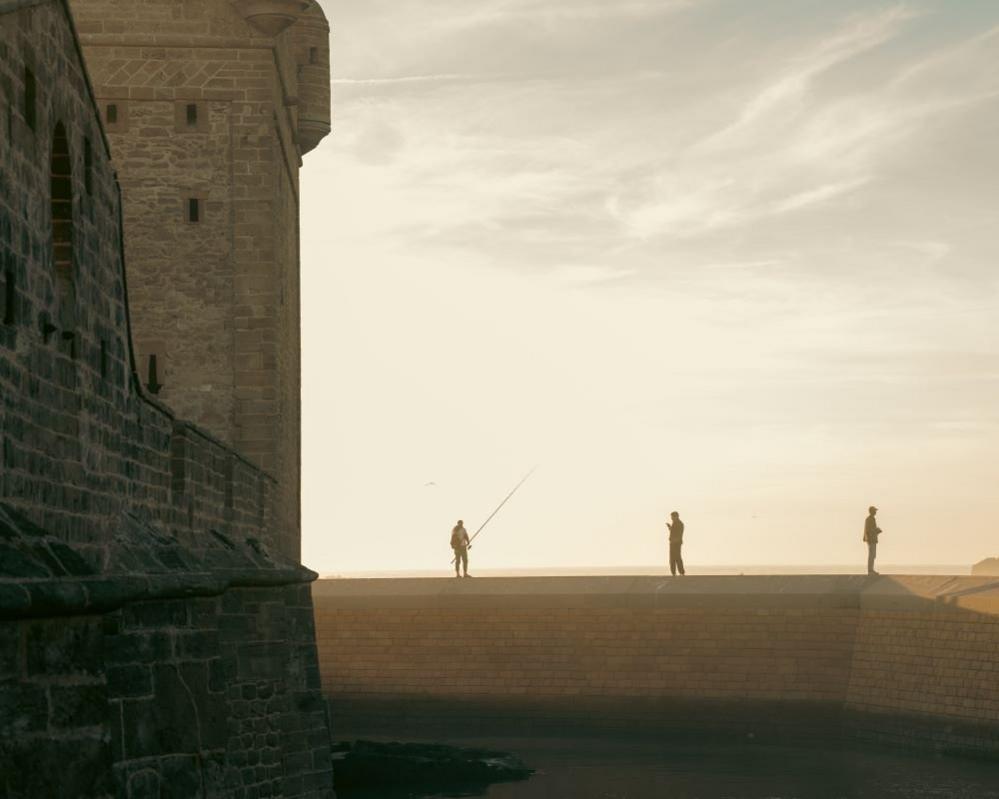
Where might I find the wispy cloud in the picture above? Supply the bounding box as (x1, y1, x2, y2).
(771, 177, 871, 214)
(699, 5, 920, 152)
(333, 73, 495, 86)
(439, 0, 694, 28)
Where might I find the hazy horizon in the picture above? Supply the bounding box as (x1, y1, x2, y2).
(318, 563, 977, 580)
(300, 0, 999, 575)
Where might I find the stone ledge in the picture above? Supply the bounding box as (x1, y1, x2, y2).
(0, 566, 316, 620)
(0, 503, 315, 619)
(312, 575, 999, 615)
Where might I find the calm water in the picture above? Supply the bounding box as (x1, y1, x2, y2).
(338, 735, 999, 799)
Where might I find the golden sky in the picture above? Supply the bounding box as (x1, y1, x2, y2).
(300, 0, 999, 574)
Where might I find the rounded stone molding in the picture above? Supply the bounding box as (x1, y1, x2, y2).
(231, 0, 313, 36)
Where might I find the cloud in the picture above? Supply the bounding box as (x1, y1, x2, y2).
(549, 264, 637, 286)
(333, 74, 496, 86)
(699, 5, 920, 152)
(438, 0, 695, 29)
(771, 177, 871, 214)
(352, 120, 406, 164)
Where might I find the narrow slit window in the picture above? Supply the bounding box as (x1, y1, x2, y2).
(3, 270, 15, 325)
(24, 68, 36, 132)
(84, 138, 93, 195)
(147, 353, 163, 394)
(100, 339, 108, 379)
(187, 198, 200, 223)
(186, 103, 198, 126)
(309, 47, 319, 65)
(106, 104, 118, 125)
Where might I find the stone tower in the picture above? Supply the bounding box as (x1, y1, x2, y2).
(68, 0, 332, 560)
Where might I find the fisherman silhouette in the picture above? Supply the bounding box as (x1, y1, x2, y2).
(667, 511, 685, 576)
(863, 506, 882, 575)
(450, 520, 470, 578)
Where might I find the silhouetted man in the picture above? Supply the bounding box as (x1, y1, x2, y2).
(864, 506, 882, 576)
(451, 519, 470, 578)
(667, 511, 685, 576)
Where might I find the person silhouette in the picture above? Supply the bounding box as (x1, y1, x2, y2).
(667, 511, 685, 576)
(863, 506, 882, 576)
(450, 519, 470, 578)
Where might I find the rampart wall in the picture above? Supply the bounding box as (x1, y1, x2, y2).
(0, 3, 334, 795)
(313, 575, 999, 756)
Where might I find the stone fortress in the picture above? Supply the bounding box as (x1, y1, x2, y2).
(3, 0, 999, 796)
(1, 0, 333, 796)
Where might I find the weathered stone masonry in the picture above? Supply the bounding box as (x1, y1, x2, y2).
(1, 2, 333, 796)
(68, 0, 333, 562)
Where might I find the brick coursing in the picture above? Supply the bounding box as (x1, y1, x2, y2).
(68, 0, 332, 562)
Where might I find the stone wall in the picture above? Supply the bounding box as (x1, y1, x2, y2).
(67, 0, 333, 561)
(1, 501, 334, 798)
(845, 577, 999, 754)
(0, 0, 277, 552)
(0, 2, 334, 795)
(313, 575, 999, 755)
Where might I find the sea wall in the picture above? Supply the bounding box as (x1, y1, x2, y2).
(313, 575, 999, 755)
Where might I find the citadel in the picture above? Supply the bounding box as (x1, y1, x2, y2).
(1, 0, 334, 795)
(4, 2, 999, 797)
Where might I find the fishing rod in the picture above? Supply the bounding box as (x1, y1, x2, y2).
(451, 466, 537, 563)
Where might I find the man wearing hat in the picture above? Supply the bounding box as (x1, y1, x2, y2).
(863, 506, 882, 576)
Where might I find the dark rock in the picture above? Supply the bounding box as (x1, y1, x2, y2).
(332, 740, 534, 796)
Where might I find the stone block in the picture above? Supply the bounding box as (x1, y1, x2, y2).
(159, 755, 203, 799)
(49, 682, 108, 729)
(121, 667, 201, 758)
(176, 629, 219, 660)
(25, 617, 102, 677)
(0, 623, 19, 677)
(106, 663, 153, 698)
(0, 679, 47, 736)
(0, 736, 113, 798)
(105, 631, 173, 665)
(124, 768, 160, 799)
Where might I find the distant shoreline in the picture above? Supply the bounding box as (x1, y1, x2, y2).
(319, 564, 972, 579)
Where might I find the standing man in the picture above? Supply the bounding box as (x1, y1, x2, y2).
(450, 519, 470, 578)
(863, 506, 882, 576)
(667, 511, 685, 576)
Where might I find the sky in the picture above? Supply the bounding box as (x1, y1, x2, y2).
(300, 0, 999, 575)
